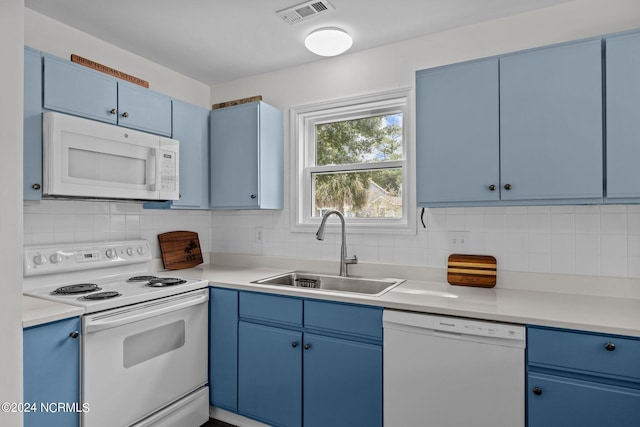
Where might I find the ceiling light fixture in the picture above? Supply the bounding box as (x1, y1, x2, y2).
(304, 27, 353, 57)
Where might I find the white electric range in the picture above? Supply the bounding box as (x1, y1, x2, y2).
(23, 240, 210, 427)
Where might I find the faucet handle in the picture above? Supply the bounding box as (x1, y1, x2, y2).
(345, 255, 358, 265)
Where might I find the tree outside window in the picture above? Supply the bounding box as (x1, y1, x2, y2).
(313, 114, 403, 218)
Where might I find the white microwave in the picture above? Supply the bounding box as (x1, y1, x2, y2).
(42, 111, 180, 201)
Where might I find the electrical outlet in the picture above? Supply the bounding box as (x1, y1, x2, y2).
(448, 231, 470, 252)
(254, 227, 263, 243)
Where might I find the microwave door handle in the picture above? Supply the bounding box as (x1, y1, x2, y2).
(147, 148, 158, 191)
(83, 291, 208, 334)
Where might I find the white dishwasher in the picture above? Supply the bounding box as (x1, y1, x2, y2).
(383, 310, 525, 427)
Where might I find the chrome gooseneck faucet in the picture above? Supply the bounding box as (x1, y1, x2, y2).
(316, 210, 358, 277)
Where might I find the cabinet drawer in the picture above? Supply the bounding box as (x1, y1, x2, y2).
(528, 327, 640, 381)
(304, 300, 382, 340)
(239, 292, 302, 326)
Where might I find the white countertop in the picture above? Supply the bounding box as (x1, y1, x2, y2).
(173, 263, 640, 338)
(22, 295, 84, 328)
(22, 259, 640, 337)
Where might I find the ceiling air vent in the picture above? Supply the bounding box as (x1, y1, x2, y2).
(276, 0, 335, 24)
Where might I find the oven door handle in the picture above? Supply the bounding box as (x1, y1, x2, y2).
(84, 290, 208, 334)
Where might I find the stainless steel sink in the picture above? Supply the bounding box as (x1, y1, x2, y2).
(251, 271, 404, 296)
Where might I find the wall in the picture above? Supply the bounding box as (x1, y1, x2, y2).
(209, 0, 640, 279)
(23, 10, 213, 257)
(0, 0, 24, 425)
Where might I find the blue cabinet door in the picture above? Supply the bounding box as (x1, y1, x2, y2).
(527, 372, 640, 427)
(210, 102, 260, 209)
(209, 288, 238, 411)
(605, 32, 640, 202)
(238, 322, 302, 427)
(171, 100, 209, 208)
(24, 47, 42, 201)
(303, 333, 382, 427)
(117, 81, 172, 136)
(210, 101, 283, 210)
(416, 58, 500, 206)
(43, 55, 118, 124)
(500, 39, 603, 202)
(23, 317, 80, 427)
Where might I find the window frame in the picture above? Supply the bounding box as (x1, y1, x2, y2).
(290, 88, 415, 234)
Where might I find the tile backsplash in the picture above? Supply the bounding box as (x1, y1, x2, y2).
(23, 200, 212, 259)
(211, 205, 640, 279)
(23, 201, 640, 279)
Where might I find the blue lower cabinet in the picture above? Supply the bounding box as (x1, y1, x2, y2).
(238, 322, 302, 427)
(209, 288, 238, 411)
(212, 289, 383, 427)
(527, 373, 640, 427)
(303, 333, 382, 427)
(527, 326, 640, 427)
(23, 317, 81, 427)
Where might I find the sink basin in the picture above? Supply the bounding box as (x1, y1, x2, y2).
(251, 271, 404, 296)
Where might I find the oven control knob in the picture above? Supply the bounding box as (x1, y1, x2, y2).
(105, 248, 117, 259)
(49, 253, 63, 264)
(126, 247, 134, 256)
(33, 254, 47, 266)
(137, 246, 146, 255)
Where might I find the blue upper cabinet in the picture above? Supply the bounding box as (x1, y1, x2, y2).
(24, 317, 81, 427)
(416, 38, 604, 207)
(24, 47, 43, 201)
(210, 101, 283, 210)
(43, 55, 118, 124)
(171, 100, 209, 208)
(144, 100, 210, 210)
(500, 39, 603, 203)
(605, 31, 640, 203)
(416, 58, 500, 205)
(42, 53, 171, 136)
(117, 81, 172, 136)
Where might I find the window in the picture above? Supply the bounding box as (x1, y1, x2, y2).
(291, 89, 415, 233)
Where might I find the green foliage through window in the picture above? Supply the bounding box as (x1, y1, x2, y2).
(314, 114, 403, 218)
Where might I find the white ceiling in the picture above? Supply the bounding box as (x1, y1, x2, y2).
(25, 0, 574, 86)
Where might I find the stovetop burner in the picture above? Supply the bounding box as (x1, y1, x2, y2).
(127, 275, 159, 282)
(52, 283, 102, 295)
(80, 291, 122, 300)
(145, 278, 188, 287)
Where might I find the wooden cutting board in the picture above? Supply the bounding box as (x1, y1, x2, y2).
(158, 231, 203, 270)
(447, 254, 497, 288)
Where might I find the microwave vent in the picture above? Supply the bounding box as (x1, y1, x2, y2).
(276, 0, 334, 24)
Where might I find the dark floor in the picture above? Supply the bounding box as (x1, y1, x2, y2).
(201, 418, 237, 427)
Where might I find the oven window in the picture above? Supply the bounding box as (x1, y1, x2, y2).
(123, 320, 185, 368)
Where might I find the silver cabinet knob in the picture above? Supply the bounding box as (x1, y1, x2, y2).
(110, 108, 117, 115)
(121, 112, 129, 118)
